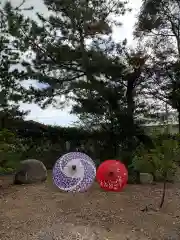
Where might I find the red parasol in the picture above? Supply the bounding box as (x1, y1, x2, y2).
(96, 160, 128, 192)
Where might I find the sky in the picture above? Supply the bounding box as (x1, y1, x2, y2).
(4, 0, 143, 126)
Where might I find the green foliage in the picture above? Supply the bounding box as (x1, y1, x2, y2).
(1, 0, 178, 175)
(0, 167, 14, 174)
(0, 114, 157, 172)
(0, 129, 22, 173)
(2, 118, 180, 181)
(0, 1, 32, 128)
(132, 137, 180, 181)
(0, 0, 159, 167)
(135, 0, 180, 133)
(0, 128, 15, 143)
(15, 0, 130, 109)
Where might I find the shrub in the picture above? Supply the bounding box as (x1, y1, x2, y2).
(131, 138, 180, 182)
(132, 137, 180, 209)
(0, 129, 25, 173)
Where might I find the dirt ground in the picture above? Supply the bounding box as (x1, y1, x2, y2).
(0, 173, 180, 240)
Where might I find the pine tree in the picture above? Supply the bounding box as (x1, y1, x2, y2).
(15, 0, 156, 165)
(15, 0, 129, 107)
(71, 39, 156, 163)
(0, 1, 31, 128)
(135, 0, 180, 132)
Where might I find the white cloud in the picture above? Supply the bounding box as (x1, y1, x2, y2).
(112, 0, 142, 44)
(4, 0, 142, 126)
(20, 102, 77, 126)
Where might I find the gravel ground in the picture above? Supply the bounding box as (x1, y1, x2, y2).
(0, 173, 180, 240)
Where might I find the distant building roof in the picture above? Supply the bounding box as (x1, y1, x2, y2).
(140, 110, 178, 127)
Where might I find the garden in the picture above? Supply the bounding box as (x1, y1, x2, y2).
(0, 126, 180, 239)
(1, 0, 180, 239)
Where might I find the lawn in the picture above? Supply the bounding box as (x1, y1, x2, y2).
(0, 171, 180, 240)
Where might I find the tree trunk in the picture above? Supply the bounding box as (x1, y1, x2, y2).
(178, 108, 180, 134)
(126, 79, 135, 132)
(135, 170, 141, 184)
(109, 107, 117, 158)
(159, 179, 167, 209)
(151, 172, 157, 182)
(126, 77, 140, 182)
(0, 113, 5, 129)
(126, 79, 135, 163)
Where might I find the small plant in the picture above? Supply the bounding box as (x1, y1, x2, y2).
(0, 129, 25, 173)
(132, 138, 180, 210)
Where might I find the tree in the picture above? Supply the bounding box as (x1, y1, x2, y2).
(135, 0, 180, 133)
(6, 0, 131, 155)
(13, 0, 129, 106)
(132, 138, 180, 210)
(10, 0, 157, 167)
(0, 1, 32, 128)
(71, 56, 127, 157)
(72, 41, 156, 168)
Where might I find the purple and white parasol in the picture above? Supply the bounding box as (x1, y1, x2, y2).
(52, 152, 96, 192)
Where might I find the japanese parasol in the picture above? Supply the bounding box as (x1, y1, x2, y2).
(52, 152, 96, 192)
(96, 160, 128, 192)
